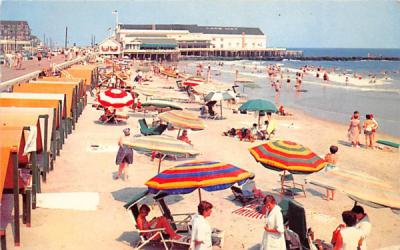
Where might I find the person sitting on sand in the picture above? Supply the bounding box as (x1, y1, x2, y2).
(136, 204, 183, 240)
(278, 105, 293, 116)
(242, 173, 265, 199)
(178, 130, 192, 145)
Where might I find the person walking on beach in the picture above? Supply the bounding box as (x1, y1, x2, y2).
(260, 195, 286, 250)
(191, 201, 213, 250)
(348, 111, 361, 147)
(363, 114, 375, 149)
(115, 128, 133, 180)
(37, 51, 42, 66)
(351, 205, 371, 250)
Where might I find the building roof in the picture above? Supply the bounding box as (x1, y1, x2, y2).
(119, 24, 264, 35)
(0, 20, 29, 25)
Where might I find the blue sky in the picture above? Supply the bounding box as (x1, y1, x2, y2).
(1, 0, 399, 48)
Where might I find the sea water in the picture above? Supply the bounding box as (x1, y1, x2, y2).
(178, 53, 400, 137)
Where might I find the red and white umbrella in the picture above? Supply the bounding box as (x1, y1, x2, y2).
(183, 77, 205, 87)
(98, 88, 133, 108)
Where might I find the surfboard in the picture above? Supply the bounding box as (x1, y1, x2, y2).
(377, 140, 400, 148)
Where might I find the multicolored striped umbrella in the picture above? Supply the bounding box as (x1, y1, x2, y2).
(98, 88, 133, 108)
(183, 77, 205, 87)
(145, 161, 252, 200)
(307, 167, 400, 211)
(249, 140, 327, 174)
(123, 135, 199, 173)
(141, 100, 183, 110)
(158, 110, 205, 131)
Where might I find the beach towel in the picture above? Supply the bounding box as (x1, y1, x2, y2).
(232, 203, 265, 220)
(36, 192, 100, 211)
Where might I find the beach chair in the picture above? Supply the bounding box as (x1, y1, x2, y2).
(281, 173, 306, 198)
(230, 186, 258, 205)
(138, 119, 168, 136)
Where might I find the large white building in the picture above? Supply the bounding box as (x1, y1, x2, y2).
(117, 24, 266, 51)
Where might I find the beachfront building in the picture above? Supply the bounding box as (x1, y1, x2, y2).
(98, 38, 122, 56)
(0, 20, 33, 52)
(112, 24, 302, 60)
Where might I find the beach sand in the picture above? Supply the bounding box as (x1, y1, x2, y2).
(3, 70, 400, 250)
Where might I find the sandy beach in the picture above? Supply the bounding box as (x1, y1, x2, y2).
(3, 68, 400, 250)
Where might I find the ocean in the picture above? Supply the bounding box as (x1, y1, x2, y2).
(178, 50, 400, 137)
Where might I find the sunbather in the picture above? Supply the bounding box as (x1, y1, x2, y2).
(136, 204, 182, 240)
(178, 130, 192, 145)
(242, 173, 265, 199)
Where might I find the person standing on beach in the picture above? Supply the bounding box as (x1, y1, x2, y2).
(363, 114, 374, 149)
(115, 128, 133, 180)
(348, 111, 361, 147)
(260, 195, 286, 250)
(370, 114, 379, 148)
(37, 51, 42, 66)
(351, 205, 371, 250)
(191, 201, 213, 250)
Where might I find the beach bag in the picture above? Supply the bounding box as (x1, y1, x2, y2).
(331, 224, 345, 245)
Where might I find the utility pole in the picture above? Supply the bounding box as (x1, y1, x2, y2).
(64, 26, 68, 49)
(14, 24, 17, 52)
(43, 33, 46, 47)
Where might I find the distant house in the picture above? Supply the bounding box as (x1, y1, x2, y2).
(98, 38, 121, 55)
(0, 20, 32, 52)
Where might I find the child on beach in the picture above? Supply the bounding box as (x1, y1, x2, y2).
(115, 128, 133, 180)
(242, 173, 265, 199)
(325, 145, 338, 165)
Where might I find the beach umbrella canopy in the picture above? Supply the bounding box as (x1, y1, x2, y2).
(204, 91, 236, 118)
(158, 110, 205, 131)
(239, 99, 278, 113)
(307, 167, 400, 212)
(183, 77, 205, 87)
(123, 135, 199, 173)
(249, 140, 328, 174)
(142, 100, 183, 110)
(98, 88, 133, 108)
(145, 160, 252, 200)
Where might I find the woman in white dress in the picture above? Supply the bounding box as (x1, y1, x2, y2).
(260, 195, 286, 250)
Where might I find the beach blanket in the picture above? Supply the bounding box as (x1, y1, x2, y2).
(37, 192, 100, 211)
(232, 203, 265, 220)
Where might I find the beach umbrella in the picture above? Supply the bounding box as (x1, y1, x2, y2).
(98, 88, 133, 108)
(183, 77, 205, 87)
(204, 91, 235, 118)
(249, 140, 327, 174)
(234, 78, 257, 93)
(141, 100, 183, 110)
(249, 140, 328, 194)
(307, 167, 400, 213)
(239, 99, 277, 126)
(158, 110, 205, 138)
(123, 135, 199, 173)
(145, 160, 252, 201)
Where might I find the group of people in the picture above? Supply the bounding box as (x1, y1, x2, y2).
(4, 51, 23, 69)
(348, 111, 379, 148)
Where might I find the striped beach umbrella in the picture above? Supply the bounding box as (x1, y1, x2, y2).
(145, 160, 252, 200)
(158, 110, 205, 131)
(123, 135, 199, 173)
(204, 91, 236, 118)
(249, 140, 327, 174)
(98, 88, 133, 108)
(307, 167, 400, 211)
(141, 100, 183, 110)
(183, 77, 205, 87)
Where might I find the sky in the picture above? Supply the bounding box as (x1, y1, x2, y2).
(0, 0, 399, 48)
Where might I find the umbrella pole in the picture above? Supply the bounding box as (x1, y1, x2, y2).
(198, 189, 202, 202)
(177, 128, 181, 139)
(258, 113, 261, 127)
(220, 100, 223, 119)
(281, 170, 286, 195)
(157, 154, 163, 173)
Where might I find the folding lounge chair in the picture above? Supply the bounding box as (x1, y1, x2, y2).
(230, 186, 257, 206)
(281, 173, 306, 198)
(138, 119, 168, 136)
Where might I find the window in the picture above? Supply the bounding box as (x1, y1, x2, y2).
(220, 44, 223, 48)
(220, 38, 224, 41)
(228, 42, 231, 46)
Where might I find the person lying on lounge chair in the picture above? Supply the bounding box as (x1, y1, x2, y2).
(136, 204, 183, 240)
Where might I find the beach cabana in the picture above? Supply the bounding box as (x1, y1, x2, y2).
(31, 79, 85, 114)
(1, 127, 34, 247)
(0, 97, 63, 156)
(63, 64, 99, 91)
(123, 135, 199, 173)
(146, 160, 252, 201)
(0, 107, 54, 176)
(307, 167, 400, 212)
(249, 140, 328, 197)
(12, 82, 78, 132)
